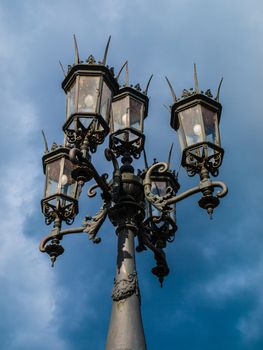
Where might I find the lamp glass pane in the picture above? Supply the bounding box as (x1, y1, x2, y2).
(66, 81, 76, 118)
(100, 82, 112, 123)
(58, 158, 77, 198)
(45, 159, 62, 197)
(112, 96, 129, 132)
(130, 98, 143, 131)
(201, 106, 220, 146)
(179, 105, 205, 147)
(77, 76, 99, 113)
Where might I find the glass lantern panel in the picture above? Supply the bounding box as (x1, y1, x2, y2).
(66, 81, 76, 118)
(201, 106, 220, 146)
(130, 98, 143, 131)
(112, 96, 129, 132)
(100, 82, 112, 123)
(58, 158, 77, 198)
(45, 159, 62, 197)
(151, 180, 168, 218)
(77, 76, 99, 113)
(179, 105, 205, 148)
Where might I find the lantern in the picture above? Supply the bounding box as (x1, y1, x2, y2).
(62, 55, 119, 151)
(170, 91, 224, 176)
(41, 145, 79, 225)
(109, 86, 149, 157)
(147, 167, 179, 223)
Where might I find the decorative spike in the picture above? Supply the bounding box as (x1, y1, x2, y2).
(194, 63, 199, 93)
(102, 35, 111, 65)
(163, 104, 171, 111)
(41, 130, 49, 153)
(165, 77, 177, 102)
(73, 34, 80, 64)
(167, 143, 174, 169)
(116, 61, 128, 82)
(215, 77, 223, 101)
(125, 61, 129, 87)
(144, 74, 153, 95)
(143, 149, 149, 169)
(59, 60, 66, 77)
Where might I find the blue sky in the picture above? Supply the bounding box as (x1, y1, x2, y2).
(0, 0, 263, 349)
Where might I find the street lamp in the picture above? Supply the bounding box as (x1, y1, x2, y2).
(40, 39, 228, 350)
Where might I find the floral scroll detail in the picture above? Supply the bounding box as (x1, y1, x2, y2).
(143, 162, 175, 212)
(82, 201, 110, 243)
(112, 272, 140, 302)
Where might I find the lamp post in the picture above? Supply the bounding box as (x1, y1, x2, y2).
(40, 39, 228, 350)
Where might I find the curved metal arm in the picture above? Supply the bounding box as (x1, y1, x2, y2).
(144, 161, 228, 211)
(105, 148, 121, 201)
(211, 181, 228, 198)
(69, 147, 111, 198)
(39, 226, 85, 252)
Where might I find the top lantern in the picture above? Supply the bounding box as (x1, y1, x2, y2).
(62, 37, 119, 152)
(168, 66, 224, 176)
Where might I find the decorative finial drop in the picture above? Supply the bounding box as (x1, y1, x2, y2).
(207, 207, 213, 220)
(194, 63, 199, 93)
(73, 34, 80, 64)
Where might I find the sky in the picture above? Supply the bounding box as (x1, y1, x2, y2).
(0, 0, 262, 349)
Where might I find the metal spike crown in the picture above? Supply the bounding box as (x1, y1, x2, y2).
(166, 64, 223, 103)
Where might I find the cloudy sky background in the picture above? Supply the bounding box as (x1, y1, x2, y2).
(0, 0, 262, 349)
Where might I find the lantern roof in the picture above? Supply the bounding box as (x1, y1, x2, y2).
(61, 36, 119, 94)
(168, 64, 223, 131)
(42, 143, 70, 173)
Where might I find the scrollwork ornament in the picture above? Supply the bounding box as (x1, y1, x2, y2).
(143, 162, 175, 211)
(112, 272, 140, 302)
(83, 201, 110, 243)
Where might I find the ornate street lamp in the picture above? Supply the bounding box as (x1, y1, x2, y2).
(39, 40, 228, 350)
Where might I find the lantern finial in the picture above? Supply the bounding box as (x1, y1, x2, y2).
(144, 74, 153, 95)
(194, 63, 199, 93)
(59, 60, 66, 77)
(143, 149, 149, 169)
(116, 60, 128, 82)
(125, 61, 129, 87)
(167, 143, 174, 169)
(215, 77, 224, 102)
(73, 34, 80, 64)
(41, 130, 49, 153)
(165, 77, 177, 102)
(102, 35, 111, 65)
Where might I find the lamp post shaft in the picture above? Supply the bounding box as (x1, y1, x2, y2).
(106, 226, 147, 350)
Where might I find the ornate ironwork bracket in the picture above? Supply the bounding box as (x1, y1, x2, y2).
(143, 161, 228, 212)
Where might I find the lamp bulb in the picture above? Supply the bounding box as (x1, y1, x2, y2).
(193, 124, 202, 136)
(84, 94, 94, 108)
(61, 174, 68, 186)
